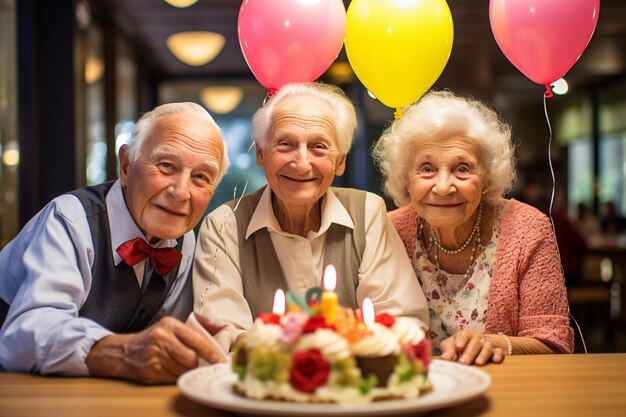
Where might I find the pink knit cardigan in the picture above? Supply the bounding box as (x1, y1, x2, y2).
(389, 199, 574, 353)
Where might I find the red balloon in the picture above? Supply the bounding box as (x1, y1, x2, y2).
(490, 0, 600, 87)
(238, 0, 346, 92)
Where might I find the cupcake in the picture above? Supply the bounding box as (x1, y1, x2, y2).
(349, 322, 400, 387)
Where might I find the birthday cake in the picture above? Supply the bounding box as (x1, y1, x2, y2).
(231, 289, 431, 403)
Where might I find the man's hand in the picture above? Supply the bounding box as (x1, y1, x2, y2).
(439, 328, 505, 366)
(86, 316, 226, 384)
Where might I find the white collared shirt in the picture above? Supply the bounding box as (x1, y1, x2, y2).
(193, 187, 429, 352)
(106, 181, 179, 288)
(0, 180, 195, 375)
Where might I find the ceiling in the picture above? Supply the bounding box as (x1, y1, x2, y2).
(102, 0, 626, 116)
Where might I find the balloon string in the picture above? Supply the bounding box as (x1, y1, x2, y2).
(544, 83, 554, 98)
(542, 92, 587, 354)
(393, 108, 403, 119)
(231, 141, 256, 213)
(263, 89, 277, 105)
(543, 94, 556, 216)
(201, 141, 256, 309)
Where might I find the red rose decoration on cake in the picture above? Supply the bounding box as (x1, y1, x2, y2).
(289, 348, 330, 393)
(375, 312, 396, 328)
(413, 339, 432, 370)
(303, 314, 334, 334)
(258, 312, 281, 325)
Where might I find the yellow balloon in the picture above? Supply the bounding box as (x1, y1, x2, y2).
(346, 0, 454, 111)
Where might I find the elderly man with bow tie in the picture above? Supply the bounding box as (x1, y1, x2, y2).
(0, 102, 229, 384)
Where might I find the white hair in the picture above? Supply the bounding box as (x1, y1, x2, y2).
(372, 90, 516, 207)
(126, 102, 229, 184)
(251, 82, 357, 155)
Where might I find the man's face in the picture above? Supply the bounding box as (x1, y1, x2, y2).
(119, 114, 224, 242)
(256, 95, 346, 214)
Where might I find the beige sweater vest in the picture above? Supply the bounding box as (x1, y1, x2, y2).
(225, 186, 367, 318)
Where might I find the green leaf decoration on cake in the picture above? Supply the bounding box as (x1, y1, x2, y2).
(248, 347, 274, 381)
(233, 365, 246, 382)
(231, 344, 247, 381)
(358, 374, 378, 395)
(332, 357, 360, 387)
(395, 352, 417, 383)
(274, 351, 292, 383)
(248, 347, 292, 382)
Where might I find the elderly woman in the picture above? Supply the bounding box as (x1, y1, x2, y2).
(372, 90, 574, 366)
(193, 82, 428, 351)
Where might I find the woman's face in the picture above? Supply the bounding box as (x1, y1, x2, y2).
(407, 136, 485, 230)
(256, 95, 346, 213)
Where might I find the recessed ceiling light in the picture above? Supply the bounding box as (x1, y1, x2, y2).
(163, 0, 198, 8)
(166, 31, 225, 66)
(201, 86, 244, 114)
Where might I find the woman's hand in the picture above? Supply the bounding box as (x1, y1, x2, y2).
(439, 328, 505, 366)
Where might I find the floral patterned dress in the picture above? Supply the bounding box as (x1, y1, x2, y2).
(411, 202, 505, 349)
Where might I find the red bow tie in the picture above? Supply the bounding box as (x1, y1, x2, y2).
(116, 237, 182, 276)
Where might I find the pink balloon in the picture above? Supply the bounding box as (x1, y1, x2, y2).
(238, 0, 346, 92)
(490, 0, 599, 86)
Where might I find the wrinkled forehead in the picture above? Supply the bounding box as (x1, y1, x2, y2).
(270, 95, 336, 137)
(145, 115, 223, 158)
(413, 135, 482, 157)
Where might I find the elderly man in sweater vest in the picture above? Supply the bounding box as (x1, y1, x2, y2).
(0, 102, 228, 384)
(193, 82, 429, 352)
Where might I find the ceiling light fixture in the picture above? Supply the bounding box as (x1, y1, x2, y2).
(201, 86, 244, 114)
(85, 56, 104, 84)
(163, 0, 198, 8)
(166, 31, 225, 66)
(326, 62, 356, 85)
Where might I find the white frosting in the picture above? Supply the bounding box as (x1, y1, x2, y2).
(238, 369, 430, 403)
(294, 329, 351, 362)
(244, 319, 283, 350)
(387, 372, 430, 398)
(392, 317, 426, 345)
(349, 323, 400, 357)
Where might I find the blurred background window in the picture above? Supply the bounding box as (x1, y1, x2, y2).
(0, 0, 18, 247)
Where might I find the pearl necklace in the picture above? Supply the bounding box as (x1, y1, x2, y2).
(431, 202, 483, 254)
(418, 202, 486, 289)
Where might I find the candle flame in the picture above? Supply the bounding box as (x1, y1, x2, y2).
(272, 289, 286, 315)
(323, 265, 337, 292)
(362, 297, 374, 325)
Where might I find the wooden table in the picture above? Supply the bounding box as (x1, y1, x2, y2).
(1, 353, 625, 417)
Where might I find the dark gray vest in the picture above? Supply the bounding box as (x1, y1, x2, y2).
(225, 186, 366, 318)
(70, 181, 182, 333)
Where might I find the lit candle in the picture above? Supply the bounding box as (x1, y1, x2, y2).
(320, 265, 338, 324)
(272, 288, 286, 316)
(361, 297, 374, 326)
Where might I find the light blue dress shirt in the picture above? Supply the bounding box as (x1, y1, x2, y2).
(0, 180, 194, 375)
